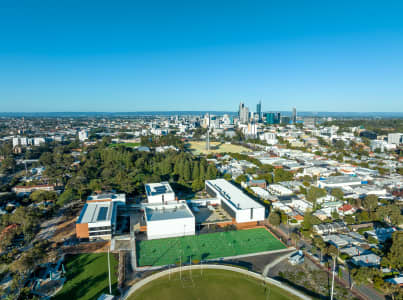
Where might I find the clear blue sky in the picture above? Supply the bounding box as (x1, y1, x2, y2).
(1, 0, 403, 112)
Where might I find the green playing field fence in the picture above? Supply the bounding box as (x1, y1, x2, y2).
(136, 228, 286, 267)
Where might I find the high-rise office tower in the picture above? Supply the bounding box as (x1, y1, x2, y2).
(256, 101, 262, 122)
(292, 107, 297, 124)
(238, 101, 249, 124)
(265, 112, 281, 125)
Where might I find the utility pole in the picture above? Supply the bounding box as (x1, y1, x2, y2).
(108, 249, 112, 294)
(330, 256, 336, 300)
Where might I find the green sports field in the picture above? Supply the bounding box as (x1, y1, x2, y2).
(127, 269, 301, 300)
(53, 253, 118, 300)
(136, 228, 286, 267)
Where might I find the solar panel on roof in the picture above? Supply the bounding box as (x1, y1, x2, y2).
(154, 186, 167, 192)
(97, 207, 108, 221)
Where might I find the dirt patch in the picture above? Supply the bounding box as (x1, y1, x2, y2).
(63, 241, 110, 254)
(51, 217, 76, 243)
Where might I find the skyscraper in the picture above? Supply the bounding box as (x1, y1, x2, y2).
(238, 101, 249, 124)
(256, 101, 262, 122)
(292, 107, 297, 124)
(265, 112, 281, 124)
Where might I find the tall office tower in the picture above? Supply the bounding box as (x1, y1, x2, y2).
(202, 113, 210, 128)
(275, 112, 281, 124)
(205, 113, 210, 151)
(265, 112, 281, 125)
(206, 128, 210, 151)
(256, 101, 262, 122)
(238, 101, 249, 124)
(238, 102, 244, 119)
(292, 107, 297, 124)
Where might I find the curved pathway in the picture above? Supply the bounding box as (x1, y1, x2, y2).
(122, 264, 311, 300)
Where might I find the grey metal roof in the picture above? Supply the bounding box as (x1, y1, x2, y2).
(77, 202, 112, 224)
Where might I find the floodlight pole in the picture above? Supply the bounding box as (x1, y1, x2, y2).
(180, 256, 182, 280)
(108, 249, 112, 294)
(189, 257, 192, 279)
(330, 256, 336, 300)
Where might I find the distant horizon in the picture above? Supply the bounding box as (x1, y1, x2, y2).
(1, 110, 403, 118)
(1, 110, 403, 113)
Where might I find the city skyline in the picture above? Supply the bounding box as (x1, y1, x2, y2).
(1, 1, 403, 112)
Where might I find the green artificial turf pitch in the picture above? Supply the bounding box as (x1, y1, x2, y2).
(53, 253, 118, 300)
(136, 228, 286, 267)
(127, 269, 300, 300)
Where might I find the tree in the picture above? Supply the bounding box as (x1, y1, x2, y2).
(183, 160, 191, 181)
(57, 189, 76, 206)
(199, 163, 206, 180)
(223, 173, 232, 181)
(331, 209, 340, 220)
(384, 231, 403, 270)
(192, 162, 200, 181)
(268, 211, 281, 226)
(313, 236, 326, 260)
(344, 215, 355, 225)
(174, 159, 182, 176)
(306, 186, 327, 209)
(382, 282, 403, 300)
(206, 164, 217, 180)
(235, 174, 247, 184)
(376, 204, 402, 226)
(89, 179, 102, 192)
(273, 168, 293, 183)
(356, 210, 371, 223)
(11, 241, 49, 274)
(363, 194, 378, 212)
(326, 244, 338, 257)
(0, 156, 16, 173)
(351, 267, 370, 289)
(301, 211, 321, 232)
(331, 188, 344, 200)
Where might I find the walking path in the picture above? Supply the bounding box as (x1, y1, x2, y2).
(122, 264, 311, 300)
(262, 250, 297, 277)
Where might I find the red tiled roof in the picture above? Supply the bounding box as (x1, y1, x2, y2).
(339, 204, 353, 212)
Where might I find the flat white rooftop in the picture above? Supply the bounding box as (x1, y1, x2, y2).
(320, 176, 362, 184)
(145, 182, 174, 196)
(77, 202, 113, 224)
(206, 179, 263, 210)
(145, 203, 194, 222)
(87, 193, 126, 202)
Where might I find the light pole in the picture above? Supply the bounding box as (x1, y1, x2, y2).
(107, 249, 112, 294)
(330, 256, 336, 300)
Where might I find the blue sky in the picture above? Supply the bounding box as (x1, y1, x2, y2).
(1, 0, 403, 112)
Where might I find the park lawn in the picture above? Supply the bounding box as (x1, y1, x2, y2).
(127, 269, 301, 300)
(53, 253, 118, 300)
(137, 228, 286, 267)
(187, 141, 251, 155)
